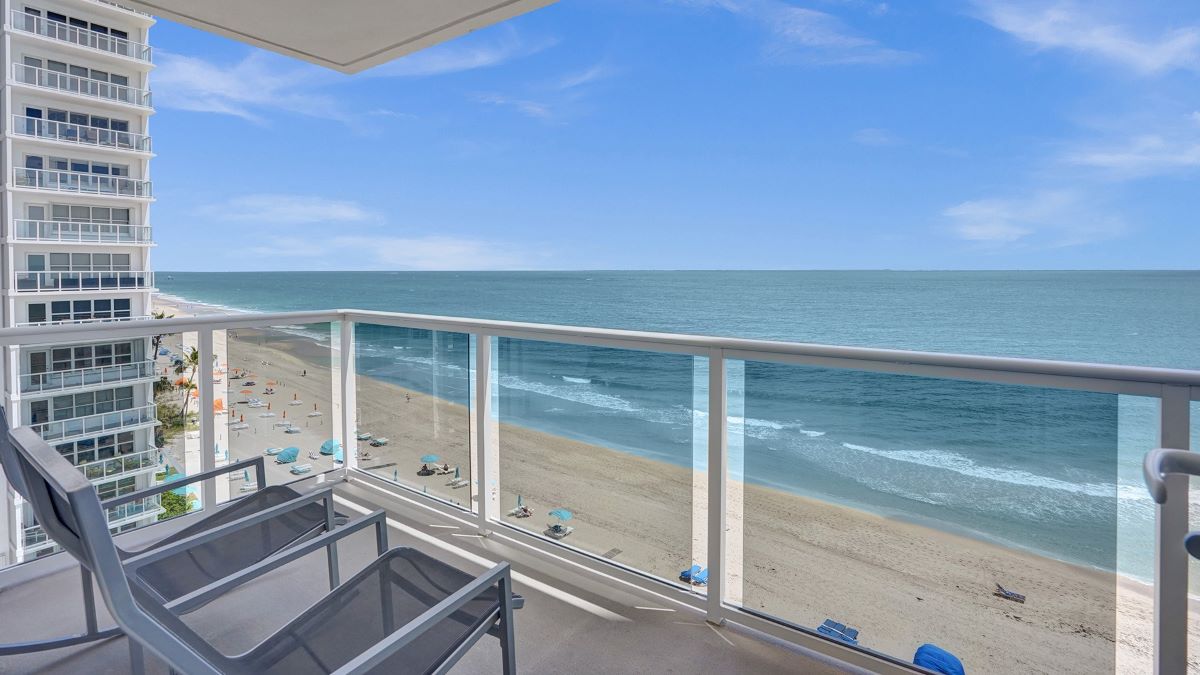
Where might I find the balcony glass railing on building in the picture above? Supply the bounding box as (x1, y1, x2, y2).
(12, 63, 151, 107)
(31, 403, 157, 442)
(20, 360, 156, 394)
(12, 219, 152, 245)
(13, 167, 151, 198)
(77, 447, 159, 483)
(12, 115, 151, 153)
(14, 270, 154, 293)
(16, 314, 150, 328)
(23, 493, 162, 549)
(9, 11, 152, 62)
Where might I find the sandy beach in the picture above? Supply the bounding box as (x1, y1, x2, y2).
(151, 297, 1199, 674)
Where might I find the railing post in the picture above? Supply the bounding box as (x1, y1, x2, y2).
(706, 348, 727, 625)
(473, 334, 496, 531)
(1155, 384, 1191, 674)
(339, 319, 357, 474)
(197, 329, 216, 510)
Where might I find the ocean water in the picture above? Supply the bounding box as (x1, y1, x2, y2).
(159, 271, 1200, 580)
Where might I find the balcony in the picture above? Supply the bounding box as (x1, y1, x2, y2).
(76, 447, 160, 483)
(19, 360, 157, 394)
(12, 167, 152, 199)
(30, 403, 158, 443)
(13, 270, 154, 293)
(11, 115, 152, 154)
(9, 10, 152, 63)
(11, 219, 152, 245)
(0, 309, 1198, 674)
(16, 314, 150, 328)
(21, 493, 163, 553)
(11, 63, 151, 108)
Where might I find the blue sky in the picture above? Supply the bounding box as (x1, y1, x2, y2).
(147, 1, 1200, 271)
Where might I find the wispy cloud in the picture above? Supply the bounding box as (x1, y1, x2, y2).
(475, 60, 616, 122)
(943, 190, 1127, 248)
(248, 234, 541, 270)
(676, 0, 916, 65)
(213, 194, 379, 225)
(476, 93, 554, 120)
(1059, 112, 1200, 178)
(852, 127, 901, 146)
(972, 1, 1200, 75)
(364, 27, 556, 78)
(556, 62, 616, 90)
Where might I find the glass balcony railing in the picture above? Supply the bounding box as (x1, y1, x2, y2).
(12, 115, 151, 153)
(77, 448, 159, 483)
(12, 219, 152, 245)
(20, 360, 157, 394)
(1, 309, 1198, 673)
(12, 63, 151, 108)
(14, 270, 154, 293)
(13, 167, 152, 198)
(23, 492, 162, 549)
(31, 403, 158, 442)
(9, 11, 152, 62)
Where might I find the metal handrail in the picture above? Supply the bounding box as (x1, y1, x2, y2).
(77, 448, 159, 482)
(30, 403, 158, 442)
(11, 63, 151, 107)
(14, 270, 154, 293)
(12, 167, 152, 198)
(9, 10, 152, 62)
(15, 315, 150, 328)
(20, 360, 157, 393)
(11, 114, 151, 152)
(11, 219, 152, 244)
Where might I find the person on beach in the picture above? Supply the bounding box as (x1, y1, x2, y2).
(406, 393, 411, 403)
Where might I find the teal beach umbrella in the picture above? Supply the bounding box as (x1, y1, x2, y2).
(420, 454, 440, 463)
(320, 439, 341, 456)
(548, 508, 573, 522)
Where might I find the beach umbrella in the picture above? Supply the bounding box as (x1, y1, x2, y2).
(276, 447, 300, 463)
(453, 466, 461, 480)
(393, 469, 399, 482)
(242, 468, 250, 482)
(240, 388, 253, 394)
(334, 448, 344, 463)
(268, 402, 272, 411)
(320, 439, 341, 455)
(421, 454, 440, 464)
(293, 393, 298, 400)
(283, 410, 288, 419)
(516, 494, 523, 508)
(548, 508, 574, 522)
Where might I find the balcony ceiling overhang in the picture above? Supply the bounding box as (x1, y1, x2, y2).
(122, 0, 558, 73)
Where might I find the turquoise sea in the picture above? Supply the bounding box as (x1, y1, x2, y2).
(159, 271, 1200, 582)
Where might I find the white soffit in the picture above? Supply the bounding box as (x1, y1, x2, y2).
(123, 0, 559, 73)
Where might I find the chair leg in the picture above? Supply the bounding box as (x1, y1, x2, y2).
(499, 575, 516, 675)
(128, 638, 145, 675)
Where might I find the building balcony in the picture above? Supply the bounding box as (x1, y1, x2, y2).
(21, 494, 163, 554)
(10, 219, 152, 245)
(19, 360, 157, 395)
(11, 63, 151, 109)
(76, 447, 161, 484)
(0, 309, 1198, 674)
(15, 314, 151, 328)
(11, 115, 152, 154)
(30, 403, 158, 443)
(11, 167, 152, 199)
(9, 10, 152, 63)
(12, 270, 154, 294)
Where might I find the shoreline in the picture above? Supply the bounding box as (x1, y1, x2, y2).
(153, 293, 1199, 672)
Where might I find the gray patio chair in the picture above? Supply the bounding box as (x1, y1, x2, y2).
(0, 407, 343, 656)
(7, 420, 521, 674)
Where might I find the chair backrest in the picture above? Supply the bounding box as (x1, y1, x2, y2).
(2, 411, 227, 675)
(0, 407, 29, 500)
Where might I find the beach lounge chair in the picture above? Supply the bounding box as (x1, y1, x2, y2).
(545, 523, 574, 540)
(370, 437, 390, 447)
(691, 568, 708, 586)
(4, 415, 522, 675)
(284, 425, 302, 434)
(290, 463, 313, 475)
(817, 619, 859, 646)
(0, 410, 346, 657)
(356, 431, 372, 440)
(265, 447, 283, 456)
(680, 564, 701, 583)
(448, 477, 470, 488)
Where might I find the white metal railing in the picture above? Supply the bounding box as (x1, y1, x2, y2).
(11, 63, 151, 107)
(13, 269, 153, 293)
(30, 403, 158, 442)
(91, 0, 154, 19)
(0, 308, 1197, 674)
(11, 219, 152, 244)
(77, 447, 159, 483)
(16, 314, 149, 328)
(9, 10, 152, 62)
(12, 114, 151, 153)
(12, 167, 152, 198)
(20, 359, 156, 393)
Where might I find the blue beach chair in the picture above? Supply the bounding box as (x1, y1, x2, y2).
(914, 644, 964, 675)
(691, 568, 708, 586)
(680, 564, 701, 583)
(817, 619, 859, 646)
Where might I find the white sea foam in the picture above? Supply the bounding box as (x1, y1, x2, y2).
(561, 376, 592, 384)
(498, 374, 638, 413)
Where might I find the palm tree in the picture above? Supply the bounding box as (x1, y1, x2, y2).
(150, 310, 175, 357)
(175, 346, 200, 419)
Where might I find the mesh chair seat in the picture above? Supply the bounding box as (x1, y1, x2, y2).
(127, 485, 330, 603)
(243, 548, 504, 675)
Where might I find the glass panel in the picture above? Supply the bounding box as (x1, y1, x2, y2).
(221, 323, 336, 501)
(353, 324, 472, 508)
(732, 361, 1124, 672)
(497, 338, 699, 583)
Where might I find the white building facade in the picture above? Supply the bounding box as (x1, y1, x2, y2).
(0, 0, 156, 564)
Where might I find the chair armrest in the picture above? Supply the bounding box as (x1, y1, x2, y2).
(331, 562, 514, 675)
(164, 509, 389, 614)
(123, 485, 336, 573)
(1144, 448, 1200, 504)
(102, 457, 266, 509)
